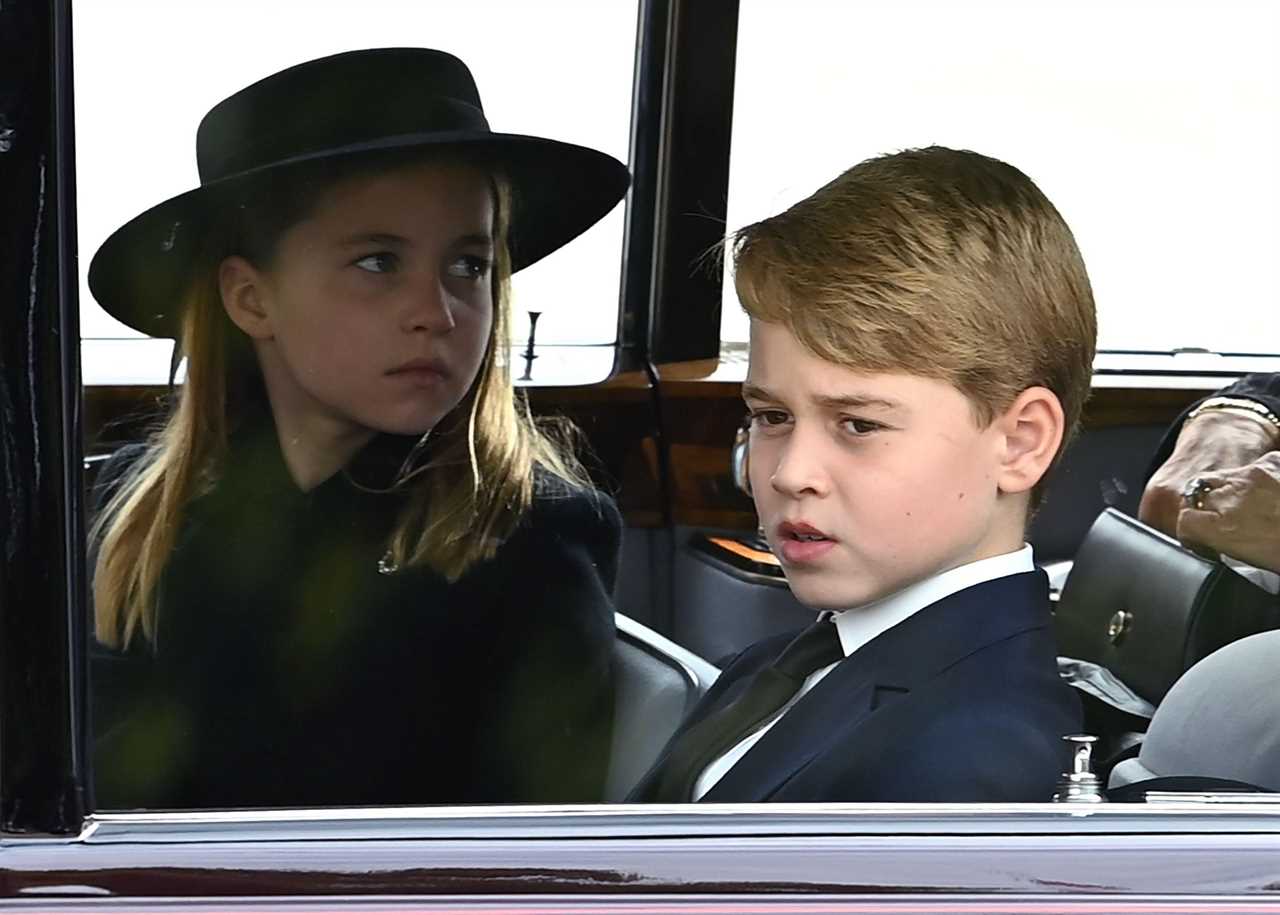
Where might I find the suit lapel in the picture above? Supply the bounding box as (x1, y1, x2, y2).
(700, 656, 880, 802)
(700, 571, 1051, 802)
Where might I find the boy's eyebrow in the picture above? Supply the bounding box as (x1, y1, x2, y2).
(742, 383, 901, 412)
(813, 392, 902, 412)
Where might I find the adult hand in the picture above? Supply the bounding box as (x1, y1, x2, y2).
(1139, 409, 1278, 538)
(1172, 451, 1280, 574)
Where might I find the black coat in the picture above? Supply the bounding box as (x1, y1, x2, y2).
(1144, 372, 1280, 603)
(91, 417, 619, 810)
(1146, 373, 1280, 476)
(629, 572, 1081, 803)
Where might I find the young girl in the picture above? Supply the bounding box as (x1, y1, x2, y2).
(87, 48, 630, 810)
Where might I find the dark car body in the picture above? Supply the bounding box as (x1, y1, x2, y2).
(4, 2, 1280, 913)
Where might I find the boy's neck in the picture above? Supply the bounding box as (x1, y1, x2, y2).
(980, 490, 1033, 558)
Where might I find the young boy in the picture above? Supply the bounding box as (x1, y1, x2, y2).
(629, 146, 1093, 804)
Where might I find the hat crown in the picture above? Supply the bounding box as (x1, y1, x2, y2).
(195, 48, 490, 183)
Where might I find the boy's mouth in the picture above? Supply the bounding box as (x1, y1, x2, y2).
(778, 520, 833, 542)
(775, 521, 837, 564)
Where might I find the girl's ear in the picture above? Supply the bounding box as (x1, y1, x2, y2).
(219, 256, 274, 340)
(994, 386, 1065, 496)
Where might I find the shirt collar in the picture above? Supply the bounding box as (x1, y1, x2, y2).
(831, 544, 1035, 657)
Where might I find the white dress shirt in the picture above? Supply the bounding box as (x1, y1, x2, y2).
(691, 544, 1036, 800)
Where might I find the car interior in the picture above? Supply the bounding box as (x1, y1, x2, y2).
(80, 372, 1280, 804)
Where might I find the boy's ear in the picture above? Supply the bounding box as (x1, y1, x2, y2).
(218, 255, 274, 340)
(994, 386, 1065, 495)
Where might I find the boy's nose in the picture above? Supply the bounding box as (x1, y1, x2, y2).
(403, 276, 456, 333)
(768, 435, 829, 498)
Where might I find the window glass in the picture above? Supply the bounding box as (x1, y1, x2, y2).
(721, 0, 1280, 356)
(75, 0, 636, 371)
(78, 1, 638, 813)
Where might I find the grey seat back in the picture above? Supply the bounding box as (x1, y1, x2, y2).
(1109, 630, 1280, 792)
(605, 613, 719, 801)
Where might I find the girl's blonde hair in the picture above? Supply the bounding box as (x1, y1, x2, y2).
(92, 155, 589, 650)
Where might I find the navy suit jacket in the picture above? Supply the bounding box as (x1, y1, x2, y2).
(629, 571, 1081, 803)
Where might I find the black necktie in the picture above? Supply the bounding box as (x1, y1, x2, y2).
(641, 617, 844, 802)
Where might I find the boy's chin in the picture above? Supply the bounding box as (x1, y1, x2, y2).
(784, 569, 894, 611)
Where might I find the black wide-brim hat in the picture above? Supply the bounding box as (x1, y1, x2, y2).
(88, 48, 631, 339)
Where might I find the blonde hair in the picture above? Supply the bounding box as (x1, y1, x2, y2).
(92, 157, 589, 650)
(733, 146, 1097, 499)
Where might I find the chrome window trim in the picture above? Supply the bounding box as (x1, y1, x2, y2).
(79, 802, 1280, 845)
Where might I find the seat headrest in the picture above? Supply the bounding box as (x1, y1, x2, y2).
(1054, 508, 1279, 704)
(1115, 630, 1280, 792)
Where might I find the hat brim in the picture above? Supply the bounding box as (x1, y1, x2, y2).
(88, 133, 630, 339)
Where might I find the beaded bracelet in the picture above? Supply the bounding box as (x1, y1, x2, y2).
(1185, 396, 1280, 442)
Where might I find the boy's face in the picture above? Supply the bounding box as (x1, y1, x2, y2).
(744, 320, 1024, 609)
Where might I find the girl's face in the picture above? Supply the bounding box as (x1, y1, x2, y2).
(223, 161, 496, 446)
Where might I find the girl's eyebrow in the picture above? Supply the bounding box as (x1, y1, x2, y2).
(741, 383, 775, 403)
(337, 231, 493, 248)
(338, 232, 408, 248)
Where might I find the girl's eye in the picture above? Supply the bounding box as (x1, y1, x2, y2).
(841, 416, 882, 436)
(353, 252, 399, 274)
(447, 254, 492, 281)
(748, 409, 790, 428)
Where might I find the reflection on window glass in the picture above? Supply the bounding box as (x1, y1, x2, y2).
(75, 0, 637, 352)
(722, 0, 1280, 355)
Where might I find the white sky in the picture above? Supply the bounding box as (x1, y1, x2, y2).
(73, 0, 638, 347)
(75, 1, 1280, 356)
(722, 0, 1280, 354)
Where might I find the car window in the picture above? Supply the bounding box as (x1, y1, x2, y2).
(76, 0, 640, 813)
(64, 0, 1279, 821)
(75, 0, 637, 388)
(720, 0, 1280, 358)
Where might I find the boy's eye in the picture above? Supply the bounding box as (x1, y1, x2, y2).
(840, 416, 882, 436)
(447, 254, 492, 281)
(748, 409, 790, 427)
(353, 252, 399, 274)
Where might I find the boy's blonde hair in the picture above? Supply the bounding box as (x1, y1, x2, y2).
(733, 146, 1097, 502)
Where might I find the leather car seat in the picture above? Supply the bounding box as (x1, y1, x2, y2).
(1055, 508, 1279, 706)
(605, 613, 720, 801)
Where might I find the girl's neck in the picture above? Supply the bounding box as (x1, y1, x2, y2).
(249, 342, 377, 492)
(255, 386, 374, 494)
(272, 417, 373, 492)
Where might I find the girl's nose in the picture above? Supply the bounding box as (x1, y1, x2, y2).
(404, 275, 456, 333)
